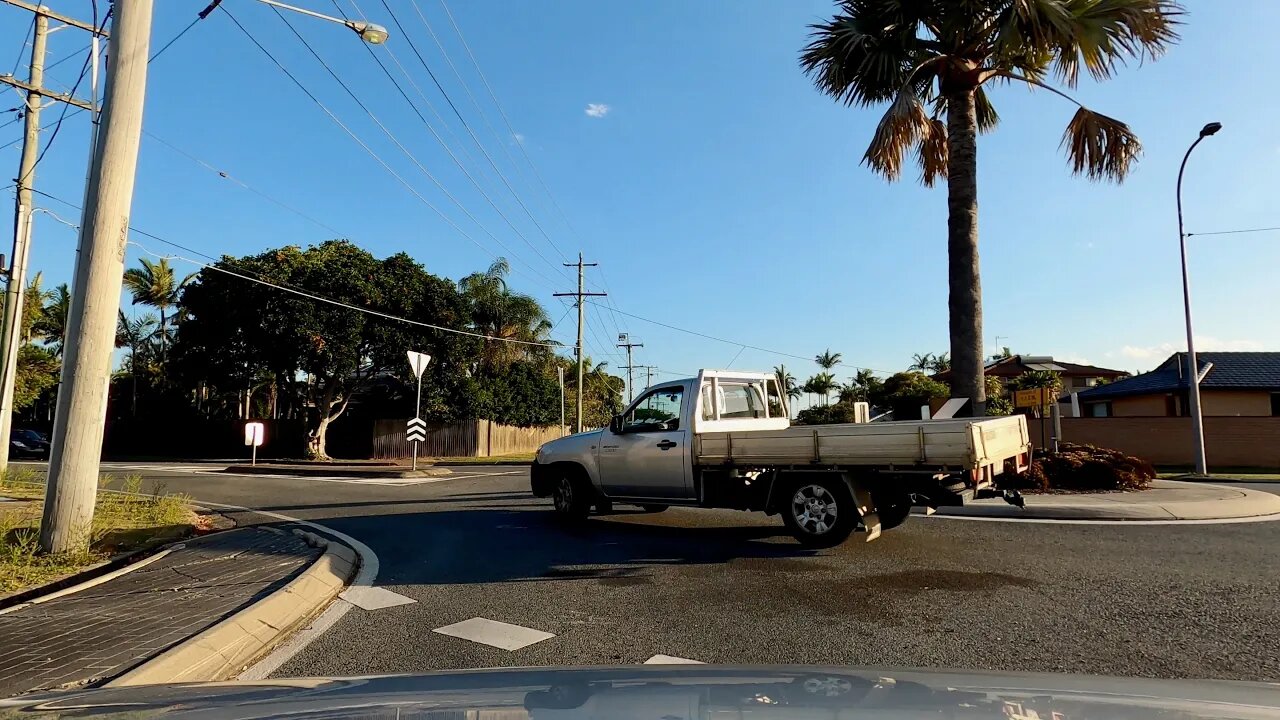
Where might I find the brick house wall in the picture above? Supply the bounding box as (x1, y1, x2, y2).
(1030, 416, 1280, 468)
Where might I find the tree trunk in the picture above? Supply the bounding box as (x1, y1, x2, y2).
(159, 307, 167, 367)
(945, 88, 985, 417)
(308, 414, 331, 460)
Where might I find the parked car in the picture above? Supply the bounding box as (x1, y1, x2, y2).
(9, 428, 50, 460)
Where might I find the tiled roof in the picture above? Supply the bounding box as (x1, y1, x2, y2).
(1077, 352, 1280, 400)
(936, 355, 1129, 381)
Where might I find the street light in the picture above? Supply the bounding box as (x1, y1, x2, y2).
(1175, 121, 1221, 476)
(255, 0, 389, 43)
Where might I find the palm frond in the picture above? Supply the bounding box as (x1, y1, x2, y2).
(916, 117, 949, 187)
(864, 87, 931, 180)
(799, 3, 932, 108)
(1054, 0, 1182, 86)
(973, 86, 1000, 132)
(1060, 106, 1141, 182)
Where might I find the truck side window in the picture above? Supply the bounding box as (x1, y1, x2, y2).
(719, 383, 762, 419)
(624, 386, 684, 432)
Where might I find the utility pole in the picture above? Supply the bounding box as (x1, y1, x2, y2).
(554, 253, 604, 434)
(616, 333, 643, 403)
(0, 11, 48, 474)
(0, 1, 102, 475)
(40, 0, 153, 554)
(641, 365, 658, 390)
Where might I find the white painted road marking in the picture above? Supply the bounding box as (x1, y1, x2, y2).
(339, 586, 417, 610)
(921, 512, 1280, 526)
(644, 654, 704, 664)
(433, 617, 555, 651)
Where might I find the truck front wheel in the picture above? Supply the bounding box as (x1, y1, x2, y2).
(551, 469, 592, 521)
(782, 477, 856, 548)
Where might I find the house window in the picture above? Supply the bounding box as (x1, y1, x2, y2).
(1272, 393, 1280, 417)
(1089, 402, 1111, 417)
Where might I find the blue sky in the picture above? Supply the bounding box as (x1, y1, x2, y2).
(2, 0, 1278, 404)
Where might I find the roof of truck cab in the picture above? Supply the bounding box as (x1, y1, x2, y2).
(696, 369, 774, 380)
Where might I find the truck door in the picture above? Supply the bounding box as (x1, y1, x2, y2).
(598, 384, 690, 499)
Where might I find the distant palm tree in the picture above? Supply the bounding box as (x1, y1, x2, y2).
(815, 349, 842, 370)
(115, 310, 158, 417)
(801, 0, 1178, 415)
(34, 283, 70, 355)
(773, 364, 802, 417)
(806, 371, 839, 406)
(21, 271, 53, 343)
(122, 258, 196, 362)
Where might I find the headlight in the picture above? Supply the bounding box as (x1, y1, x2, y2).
(12, 441, 29, 449)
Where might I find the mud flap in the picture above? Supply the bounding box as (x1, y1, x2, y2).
(848, 478, 881, 543)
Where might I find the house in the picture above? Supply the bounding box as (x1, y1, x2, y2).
(935, 355, 1129, 394)
(1076, 352, 1280, 417)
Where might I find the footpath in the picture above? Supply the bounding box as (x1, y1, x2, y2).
(0, 526, 351, 697)
(929, 479, 1280, 520)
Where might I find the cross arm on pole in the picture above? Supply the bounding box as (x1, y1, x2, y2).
(0, 75, 94, 111)
(0, 0, 109, 35)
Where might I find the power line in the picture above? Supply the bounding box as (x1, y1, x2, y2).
(325, 1, 572, 286)
(1188, 226, 1280, 237)
(263, 5, 567, 291)
(150, 0, 225, 61)
(407, 0, 565, 263)
(141, 129, 349, 238)
(220, 5, 558, 294)
(375, 0, 568, 268)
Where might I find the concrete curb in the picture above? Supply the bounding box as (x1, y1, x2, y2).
(106, 530, 358, 687)
(221, 465, 451, 479)
(925, 481, 1280, 521)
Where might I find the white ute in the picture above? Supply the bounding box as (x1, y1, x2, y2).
(531, 370, 1032, 546)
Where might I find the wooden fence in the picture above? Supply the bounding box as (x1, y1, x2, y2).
(373, 419, 567, 458)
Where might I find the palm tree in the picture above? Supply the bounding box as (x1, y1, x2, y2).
(815, 349, 842, 370)
(122, 258, 196, 362)
(806, 372, 839, 406)
(909, 352, 934, 372)
(33, 283, 70, 355)
(459, 258, 551, 371)
(20, 271, 53, 343)
(773, 364, 802, 416)
(801, 0, 1178, 415)
(115, 310, 158, 417)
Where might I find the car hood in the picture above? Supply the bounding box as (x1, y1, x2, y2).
(536, 429, 603, 462)
(3, 666, 1278, 720)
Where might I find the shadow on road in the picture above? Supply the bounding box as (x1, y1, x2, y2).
(324, 507, 817, 586)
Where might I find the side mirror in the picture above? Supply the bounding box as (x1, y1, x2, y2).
(609, 414, 624, 434)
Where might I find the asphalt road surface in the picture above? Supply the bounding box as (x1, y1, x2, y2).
(15, 461, 1280, 682)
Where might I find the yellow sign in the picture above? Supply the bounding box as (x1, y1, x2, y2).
(1014, 387, 1051, 408)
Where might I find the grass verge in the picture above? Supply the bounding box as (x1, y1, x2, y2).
(426, 453, 535, 465)
(0, 469, 203, 594)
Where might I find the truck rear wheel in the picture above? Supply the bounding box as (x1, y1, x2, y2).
(551, 469, 592, 521)
(874, 491, 912, 530)
(782, 476, 856, 548)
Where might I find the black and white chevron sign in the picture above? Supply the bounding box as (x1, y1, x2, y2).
(406, 417, 427, 443)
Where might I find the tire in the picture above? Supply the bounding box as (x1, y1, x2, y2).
(638, 504, 669, 513)
(873, 491, 912, 531)
(595, 499, 614, 514)
(551, 468, 592, 521)
(781, 476, 856, 548)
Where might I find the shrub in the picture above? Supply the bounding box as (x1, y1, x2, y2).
(1009, 443, 1156, 492)
(795, 402, 863, 426)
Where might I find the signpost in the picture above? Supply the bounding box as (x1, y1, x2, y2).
(557, 366, 565, 437)
(1013, 387, 1054, 450)
(406, 350, 432, 470)
(244, 422, 265, 466)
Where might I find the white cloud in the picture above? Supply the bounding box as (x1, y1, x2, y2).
(512, 132, 525, 145)
(1115, 336, 1264, 362)
(584, 103, 610, 118)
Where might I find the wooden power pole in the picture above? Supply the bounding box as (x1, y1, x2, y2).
(554, 253, 605, 434)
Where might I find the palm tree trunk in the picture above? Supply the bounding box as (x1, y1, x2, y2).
(946, 88, 986, 417)
(159, 307, 167, 367)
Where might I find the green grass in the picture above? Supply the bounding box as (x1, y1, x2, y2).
(0, 469, 199, 593)
(427, 453, 535, 465)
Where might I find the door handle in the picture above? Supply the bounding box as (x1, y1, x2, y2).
(656, 440, 677, 450)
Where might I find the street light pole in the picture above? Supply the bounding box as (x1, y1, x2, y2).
(1175, 121, 1221, 477)
(254, 0, 389, 43)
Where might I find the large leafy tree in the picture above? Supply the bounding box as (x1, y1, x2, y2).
(801, 0, 1179, 415)
(122, 257, 196, 362)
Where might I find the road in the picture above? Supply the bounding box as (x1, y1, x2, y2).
(15, 461, 1280, 682)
